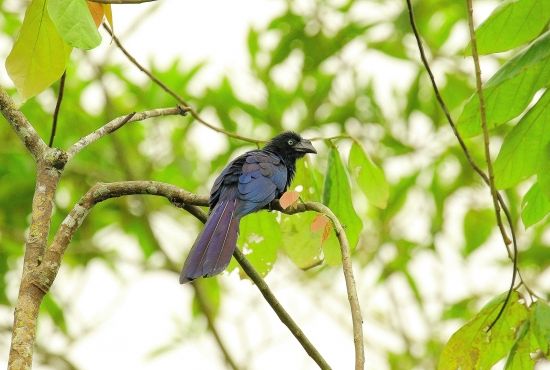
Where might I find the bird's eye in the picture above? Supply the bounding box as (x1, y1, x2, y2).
(287, 139, 294, 145)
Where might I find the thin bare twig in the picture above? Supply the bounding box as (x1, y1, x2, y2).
(49, 71, 66, 147)
(272, 201, 364, 369)
(0, 88, 48, 161)
(39, 181, 333, 369)
(101, 23, 262, 145)
(67, 107, 188, 160)
(465, 0, 517, 331)
(404, 0, 527, 302)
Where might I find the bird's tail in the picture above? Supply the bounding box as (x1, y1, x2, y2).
(179, 198, 240, 284)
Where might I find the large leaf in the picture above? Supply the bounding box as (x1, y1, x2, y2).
(530, 301, 550, 354)
(473, 0, 550, 55)
(503, 321, 536, 370)
(521, 182, 550, 228)
(48, 0, 101, 49)
(323, 147, 363, 259)
(438, 292, 529, 369)
(228, 212, 280, 278)
(493, 90, 550, 189)
(458, 31, 550, 138)
(281, 212, 324, 269)
(348, 142, 389, 209)
(5, 0, 72, 100)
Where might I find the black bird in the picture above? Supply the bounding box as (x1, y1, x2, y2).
(180, 132, 317, 283)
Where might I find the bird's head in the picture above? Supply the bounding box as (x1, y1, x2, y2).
(264, 131, 317, 160)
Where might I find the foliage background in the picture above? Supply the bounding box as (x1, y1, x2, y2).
(1, 0, 550, 369)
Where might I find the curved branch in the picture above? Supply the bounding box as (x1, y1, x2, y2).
(404, 0, 527, 280)
(271, 201, 364, 369)
(0, 87, 48, 161)
(465, 0, 517, 331)
(40, 181, 333, 369)
(67, 106, 188, 160)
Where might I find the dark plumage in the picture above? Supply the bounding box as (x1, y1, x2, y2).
(180, 132, 317, 283)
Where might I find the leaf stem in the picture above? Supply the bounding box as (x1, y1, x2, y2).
(49, 71, 66, 147)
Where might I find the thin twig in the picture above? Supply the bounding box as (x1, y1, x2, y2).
(39, 181, 333, 370)
(67, 107, 188, 160)
(0, 87, 48, 161)
(49, 71, 66, 147)
(273, 201, 364, 369)
(404, 0, 526, 311)
(101, 23, 262, 145)
(465, 0, 517, 331)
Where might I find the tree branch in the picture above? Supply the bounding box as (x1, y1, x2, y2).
(0, 87, 48, 161)
(101, 23, 263, 145)
(39, 181, 333, 369)
(67, 106, 188, 160)
(271, 201, 364, 369)
(464, 0, 517, 331)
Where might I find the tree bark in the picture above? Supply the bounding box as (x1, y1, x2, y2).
(8, 153, 66, 370)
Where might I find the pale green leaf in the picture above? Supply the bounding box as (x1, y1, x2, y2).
(473, 0, 550, 55)
(323, 147, 363, 264)
(228, 212, 280, 278)
(281, 212, 324, 269)
(348, 142, 389, 209)
(48, 0, 101, 49)
(531, 300, 550, 353)
(521, 182, 550, 227)
(5, 0, 72, 100)
(458, 31, 550, 138)
(493, 90, 550, 189)
(438, 292, 529, 370)
(537, 155, 550, 201)
(504, 321, 535, 370)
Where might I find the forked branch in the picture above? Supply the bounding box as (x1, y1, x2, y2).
(39, 181, 335, 369)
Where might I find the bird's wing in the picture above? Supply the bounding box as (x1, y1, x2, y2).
(236, 151, 287, 215)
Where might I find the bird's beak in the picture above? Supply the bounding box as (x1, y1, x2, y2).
(295, 139, 317, 154)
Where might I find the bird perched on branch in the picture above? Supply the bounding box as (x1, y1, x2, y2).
(180, 132, 317, 283)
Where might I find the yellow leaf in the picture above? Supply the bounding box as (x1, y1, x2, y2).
(279, 190, 300, 209)
(6, 0, 72, 100)
(103, 4, 113, 31)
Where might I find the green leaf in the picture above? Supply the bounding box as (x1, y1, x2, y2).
(230, 212, 280, 277)
(504, 321, 535, 370)
(438, 291, 529, 370)
(521, 182, 550, 227)
(531, 300, 550, 354)
(281, 212, 324, 269)
(323, 147, 363, 260)
(48, 0, 101, 49)
(473, 0, 550, 55)
(537, 154, 550, 201)
(458, 31, 550, 138)
(5, 0, 72, 100)
(463, 209, 494, 255)
(493, 90, 550, 189)
(348, 142, 389, 209)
